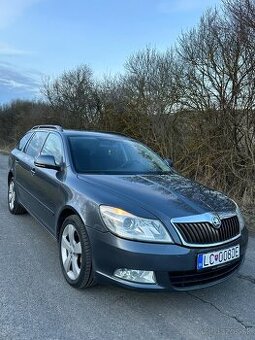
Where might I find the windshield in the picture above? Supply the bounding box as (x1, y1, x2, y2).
(68, 136, 172, 175)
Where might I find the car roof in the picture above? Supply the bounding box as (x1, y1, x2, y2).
(30, 125, 131, 140)
(63, 130, 130, 139)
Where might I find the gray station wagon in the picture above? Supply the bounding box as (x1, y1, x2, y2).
(8, 125, 248, 290)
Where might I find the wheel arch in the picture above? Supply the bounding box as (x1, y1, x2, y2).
(56, 206, 84, 240)
(8, 171, 13, 183)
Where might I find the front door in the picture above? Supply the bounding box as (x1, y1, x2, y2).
(31, 132, 65, 232)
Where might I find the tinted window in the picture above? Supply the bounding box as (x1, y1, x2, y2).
(68, 136, 171, 174)
(41, 133, 63, 165)
(17, 132, 33, 151)
(25, 132, 48, 159)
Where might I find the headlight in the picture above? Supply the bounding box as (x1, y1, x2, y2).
(232, 200, 245, 231)
(100, 206, 173, 243)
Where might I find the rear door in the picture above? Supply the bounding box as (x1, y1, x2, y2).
(15, 131, 49, 215)
(11, 131, 34, 197)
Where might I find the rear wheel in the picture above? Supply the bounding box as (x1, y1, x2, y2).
(59, 215, 96, 289)
(8, 178, 26, 215)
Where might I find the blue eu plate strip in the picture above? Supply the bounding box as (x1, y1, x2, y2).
(197, 254, 204, 270)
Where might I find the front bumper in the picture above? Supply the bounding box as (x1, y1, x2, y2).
(86, 227, 249, 291)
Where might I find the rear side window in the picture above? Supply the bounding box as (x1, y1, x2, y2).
(25, 131, 48, 159)
(40, 133, 63, 165)
(17, 132, 33, 151)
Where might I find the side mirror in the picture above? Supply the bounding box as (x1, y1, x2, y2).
(34, 155, 62, 171)
(164, 158, 174, 167)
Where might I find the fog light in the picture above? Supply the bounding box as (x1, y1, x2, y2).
(114, 269, 156, 284)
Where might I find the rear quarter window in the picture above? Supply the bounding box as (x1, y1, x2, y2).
(17, 132, 33, 151)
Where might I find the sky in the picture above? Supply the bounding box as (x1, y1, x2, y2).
(0, 0, 221, 104)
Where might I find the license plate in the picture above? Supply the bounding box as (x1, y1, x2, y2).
(197, 245, 240, 270)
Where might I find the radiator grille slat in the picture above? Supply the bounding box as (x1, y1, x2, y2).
(174, 216, 240, 245)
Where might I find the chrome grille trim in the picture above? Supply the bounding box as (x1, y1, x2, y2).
(171, 212, 241, 248)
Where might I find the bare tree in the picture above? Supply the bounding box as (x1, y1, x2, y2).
(42, 65, 101, 128)
(177, 5, 255, 205)
(123, 46, 181, 116)
(225, 0, 255, 30)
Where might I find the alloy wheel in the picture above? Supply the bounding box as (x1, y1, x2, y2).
(8, 180, 15, 211)
(61, 224, 82, 280)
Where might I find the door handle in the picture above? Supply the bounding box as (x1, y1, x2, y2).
(30, 168, 36, 176)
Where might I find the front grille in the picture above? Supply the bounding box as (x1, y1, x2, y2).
(174, 215, 240, 245)
(169, 258, 242, 289)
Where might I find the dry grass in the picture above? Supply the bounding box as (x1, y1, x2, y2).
(0, 143, 11, 154)
(0, 148, 10, 155)
(244, 212, 255, 233)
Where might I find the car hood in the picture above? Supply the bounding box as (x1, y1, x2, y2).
(78, 173, 236, 219)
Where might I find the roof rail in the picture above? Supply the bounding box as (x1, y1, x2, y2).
(92, 130, 129, 137)
(31, 125, 63, 131)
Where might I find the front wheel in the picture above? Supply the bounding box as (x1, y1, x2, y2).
(8, 178, 26, 215)
(59, 215, 96, 289)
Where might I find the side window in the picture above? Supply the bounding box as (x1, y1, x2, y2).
(25, 132, 48, 159)
(17, 132, 33, 151)
(40, 133, 63, 165)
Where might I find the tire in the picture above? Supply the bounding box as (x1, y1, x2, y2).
(8, 178, 26, 215)
(59, 215, 97, 289)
